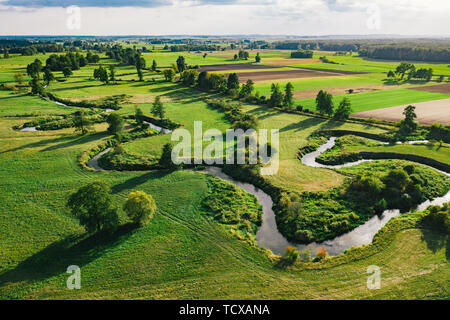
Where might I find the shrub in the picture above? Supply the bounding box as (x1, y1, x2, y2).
(123, 191, 157, 226)
(315, 247, 328, 261)
(278, 246, 299, 268)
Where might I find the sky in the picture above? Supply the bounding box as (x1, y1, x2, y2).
(0, 0, 449, 36)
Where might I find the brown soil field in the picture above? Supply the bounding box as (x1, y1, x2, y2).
(352, 98, 450, 125)
(263, 58, 322, 66)
(198, 63, 280, 72)
(298, 67, 367, 75)
(228, 69, 342, 82)
(411, 83, 450, 94)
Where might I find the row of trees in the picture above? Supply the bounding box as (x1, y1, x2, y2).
(67, 182, 156, 234)
(314, 90, 353, 121)
(387, 62, 434, 81)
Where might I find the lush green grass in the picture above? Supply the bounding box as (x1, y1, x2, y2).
(0, 50, 449, 300)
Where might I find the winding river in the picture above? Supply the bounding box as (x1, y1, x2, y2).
(205, 137, 450, 256)
(86, 127, 450, 256)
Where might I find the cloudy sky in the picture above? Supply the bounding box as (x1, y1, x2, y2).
(0, 0, 449, 36)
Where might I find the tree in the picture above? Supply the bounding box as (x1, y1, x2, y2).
(72, 110, 93, 135)
(106, 113, 124, 137)
(387, 70, 395, 78)
(43, 68, 55, 85)
(151, 96, 165, 119)
(176, 56, 186, 73)
(399, 105, 418, 134)
(333, 97, 353, 120)
(159, 143, 178, 170)
(283, 82, 294, 109)
(67, 181, 119, 234)
(255, 52, 261, 63)
(163, 68, 175, 81)
(151, 59, 157, 71)
(137, 67, 143, 81)
(181, 70, 198, 86)
(135, 106, 144, 127)
(26, 59, 42, 78)
(395, 62, 414, 80)
(277, 246, 299, 268)
(29, 77, 44, 95)
(93, 66, 108, 83)
(227, 73, 240, 91)
(315, 90, 334, 116)
(62, 67, 73, 78)
(123, 191, 157, 226)
(269, 83, 284, 108)
(239, 79, 254, 98)
(3, 49, 9, 59)
(109, 65, 116, 82)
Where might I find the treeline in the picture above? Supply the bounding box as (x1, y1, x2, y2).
(169, 44, 221, 52)
(106, 45, 145, 67)
(290, 50, 313, 58)
(359, 46, 450, 62)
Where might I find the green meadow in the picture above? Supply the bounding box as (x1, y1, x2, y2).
(0, 48, 449, 300)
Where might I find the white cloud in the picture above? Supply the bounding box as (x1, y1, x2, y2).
(0, 0, 448, 35)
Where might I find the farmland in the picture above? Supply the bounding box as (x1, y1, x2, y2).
(0, 40, 449, 301)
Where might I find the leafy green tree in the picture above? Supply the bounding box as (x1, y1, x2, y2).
(62, 67, 73, 78)
(159, 143, 178, 170)
(137, 67, 143, 81)
(181, 70, 198, 86)
(109, 65, 116, 81)
(93, 66, 108, 83)
(269, 83, 284, 108)
(395, 62, 414, 80)
(315, 90, 334, 116)
(106, 113, 124, 137)
(255, 53, 261, 63)
(333, 97, 353, 120)
(123, 191, 157, 226)
(3, 49, 9, 59)
(227, 73, 240, 91)
(67, 181, 119, 234)
(399, 105, 418, 134)
(43, 68, 55, 85)
(239, 79, 254, 98)
(197, 71, 211, 90)
(151, 59, 157, 71)
(176, 56, 186, 73)
(283, 82, 294, 109)
(387, 70, 395, 78)
(209, 73, 227, 92)
(29, 77, 44, 95)
(26, 59, 42, 79)
(72, 110, 93, 135)
(151, 96, 165, 119)
(163, 68, 175, 81)
(135, 106, 144, 127)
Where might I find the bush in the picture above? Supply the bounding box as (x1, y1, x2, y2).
(315, 247, 328, 261)
(123, 191, 157, 226)
(277, 246, 299, 268)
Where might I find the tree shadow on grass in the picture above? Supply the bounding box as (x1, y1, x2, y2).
(111, 170, 171, 194)
(0, 223, 137, 288)
(420, 228, 449, 261)
(279, 117, 322, 133)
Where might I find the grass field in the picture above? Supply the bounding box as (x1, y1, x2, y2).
(0, 48, 449, 300)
